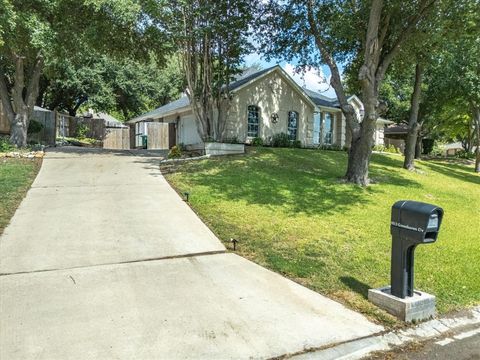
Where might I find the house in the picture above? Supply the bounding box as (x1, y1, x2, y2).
(81, 110, 128, 129)
(384, 124, 409, 153)
(127, 65, 392, 149)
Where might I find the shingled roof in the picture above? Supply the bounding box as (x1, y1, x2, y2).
(128, 65, 342, 123)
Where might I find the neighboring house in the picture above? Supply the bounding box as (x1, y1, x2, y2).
(127, 65, 392, 149)
(384, 124, 408, 153)
(442, 142, 468, 156)
(81, 110, 128, 129)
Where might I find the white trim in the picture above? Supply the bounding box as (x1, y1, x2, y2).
(127, 106, 191, 124)
(315, 105, 342, 113)
(376, 117, 394, 125)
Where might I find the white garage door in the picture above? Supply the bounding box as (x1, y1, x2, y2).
(179, 115, 202, 145)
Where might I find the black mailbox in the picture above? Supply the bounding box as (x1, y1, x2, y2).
(390, 200, 443, 298)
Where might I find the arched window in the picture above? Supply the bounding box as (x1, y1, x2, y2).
(287, 111, 299, 141)
(247, 105, 260, 137)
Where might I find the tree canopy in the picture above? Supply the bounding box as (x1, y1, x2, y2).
(0, 0, 169, 146)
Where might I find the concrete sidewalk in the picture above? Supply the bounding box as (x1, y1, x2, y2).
(0, 148, 383, 359)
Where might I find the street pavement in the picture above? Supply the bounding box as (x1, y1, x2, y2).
(369, 325, 480, 359)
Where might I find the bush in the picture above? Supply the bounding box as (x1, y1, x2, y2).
(456, 150, 475, 159)
(27, 119, 43, 135)
(292, 140, 302, 148)
(422, 139, 435, 155)
(223, 136, 240, 144)
(251, 137, 264, 146)
(168, 145, 182, 159)
(373, 144, 399, 153)
(384, 144, 400, 153)
(431, 143, 444, 157)
(77, 123, 89, 139)
(0, 136, 15, 152)
(271, 133, 291, 148)
(319, 144, 342, 151)
(178, 143, 187, 151)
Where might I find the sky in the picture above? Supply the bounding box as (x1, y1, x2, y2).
(243, 52, 339, 98)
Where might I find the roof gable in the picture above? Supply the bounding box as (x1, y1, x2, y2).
(231, 65, 317, 108)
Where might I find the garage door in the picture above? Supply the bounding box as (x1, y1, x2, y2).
(179, 115, 202, 145)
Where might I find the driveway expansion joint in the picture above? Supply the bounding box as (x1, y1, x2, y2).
(0, 250, 227, 277)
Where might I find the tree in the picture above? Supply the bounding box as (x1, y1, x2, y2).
(40, 54, 184, 120)
(0, 0, 160, 147)
(257, 0, 443, 185)
(419, 1, 479, 171)
(157, 0, 254, 141)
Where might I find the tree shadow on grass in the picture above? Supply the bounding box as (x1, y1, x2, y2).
(170, 148, 420, 217)
(340, 276, 372, 299)
(421, 161, 480, 185)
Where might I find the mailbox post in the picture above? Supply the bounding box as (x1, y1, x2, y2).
(368, 200, 444, 322)
(390, 201, 443, 298)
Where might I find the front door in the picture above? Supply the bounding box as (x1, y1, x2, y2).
(168, 123, 176, 149)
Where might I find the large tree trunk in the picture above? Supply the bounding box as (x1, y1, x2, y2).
(10, 111, 29, 147)
(0, 54, 44, 148)
(403, 63, 424, 170)
(415, 135, 423, 158)
(345, 98, 378, 185)
(305, 0, 433, 185)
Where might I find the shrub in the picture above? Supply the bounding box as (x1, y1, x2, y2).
(456, 150, 475, 159)
(319, 144, 342, 151)
(431, 143, 444, 157)
(168, 145, 182, 159)
(292, 140, 302, 148)
(271, 133, 291, 148)
(77, 123, 89, 139)
(27, 119, 43, 134)
(422, 139, 435, 155)
(373, 145, 385, 152)
(384, 144, 399, 153)
(178, 142, 187, 151)
(223, 136, 240, 144)
(251, 137, 264, 146)
(0, 136, 15, 152)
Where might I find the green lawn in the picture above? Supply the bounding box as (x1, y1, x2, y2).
(163, 147, 480, 326)
(0, 158, 41, 235)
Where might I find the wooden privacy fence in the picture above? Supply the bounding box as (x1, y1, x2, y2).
(0, 103, 130, 149)
(29, 109, 56, 145)
(103, 128, 130, 150)
(68, 117, 105, 139)
(147, 122, 169, 150)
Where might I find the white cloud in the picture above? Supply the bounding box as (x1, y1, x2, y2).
(284, 63, 333, 96)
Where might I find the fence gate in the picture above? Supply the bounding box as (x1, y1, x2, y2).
(147, 122, 169, 150)
(103, 128, 130, 150)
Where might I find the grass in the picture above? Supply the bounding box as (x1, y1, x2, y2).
(0, 158, 42, 235)
(163, 147, 480, 326)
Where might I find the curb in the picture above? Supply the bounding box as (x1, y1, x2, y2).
(288, 306, 480, 360)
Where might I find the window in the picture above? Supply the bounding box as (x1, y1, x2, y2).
(323, 113, 334, 144)
(313, 112, 321, 145)
(287, 111, 299, 141)
(247, 105, 260, 137)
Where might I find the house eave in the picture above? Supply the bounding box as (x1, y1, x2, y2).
(314, 105, 342, 112)
(127, 105, 191, 124)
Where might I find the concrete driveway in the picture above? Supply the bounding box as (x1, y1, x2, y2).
(0, 147, 382, 359)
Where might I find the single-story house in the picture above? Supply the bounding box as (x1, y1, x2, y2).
(81, 110, 128, 129)
(384, 124, 409, 153)
(127, 65, 392, 149)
